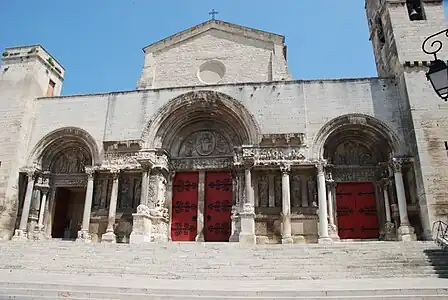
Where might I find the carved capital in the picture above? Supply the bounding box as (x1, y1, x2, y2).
(379, 177, 391, 188)
(85, 166, 96, 179)
(315, 161, 327, 174)
(22, 167, 37, 179)
(35, 172, 50, 191)
(110, 168, 120, 180)
(390, 158, 403, 173)
(243, 158, 255, 169)
(280, 163, 291, 174)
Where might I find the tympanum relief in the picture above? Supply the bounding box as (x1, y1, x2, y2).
(178, 131, 232, 157)
(51, 147, 90, 174)
(332, 141, 376, 166)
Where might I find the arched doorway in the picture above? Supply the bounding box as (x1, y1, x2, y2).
(145, 91, 259, 242)
(28, 127, 99, 240)
(318, 115, 399, 240)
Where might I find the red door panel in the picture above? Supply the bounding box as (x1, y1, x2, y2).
(171, 172, 199, 241)
(336, 184, 357, 239)
(336, 182, 379, 239)
(204, 172, 233, 242)
(355, 182, 379, 239)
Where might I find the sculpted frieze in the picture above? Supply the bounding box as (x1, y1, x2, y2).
(172, 157, 233, 171)
(52, 174, 87, 187)
(234, 146, 307, 167)
(101, 149, 170, 171)
(332, 167, 381, 182)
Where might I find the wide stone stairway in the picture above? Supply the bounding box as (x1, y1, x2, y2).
(0, 240, 447, 299)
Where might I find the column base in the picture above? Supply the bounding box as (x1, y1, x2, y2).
(383, 222, 396, 241)
(12, 229, 28, 241)
(101, 231, 116, 243)
(329, 224, 340, 241)
(318, 237, 333, 244)
(293, 235, 307, 244)
(195, 234, 205, 242)
(76, 230, 92, 243)
(281, 236, 294, 244)
(398, 224, 417, 241)
(238, 233, 256, 245)
(130, 211, 152, 244)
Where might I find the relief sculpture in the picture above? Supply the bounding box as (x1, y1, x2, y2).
(258, 175, 268, 207)
(51, 148, 90, 174)
(178, 131, 231, 158)
(291, 175, 301, 207)
(274, 175, 282, 207)
(333, 141, 376, 166)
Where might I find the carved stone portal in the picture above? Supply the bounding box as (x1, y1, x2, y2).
(178, 131, 231, 157)
(51, 147, 90, 173)
(332, 141, 376, 166)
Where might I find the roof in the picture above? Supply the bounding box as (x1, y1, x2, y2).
(143, 19, 286, 53)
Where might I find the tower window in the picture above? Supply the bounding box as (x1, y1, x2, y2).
(407, 0, 425, 21)
(46, 79, 56, 97)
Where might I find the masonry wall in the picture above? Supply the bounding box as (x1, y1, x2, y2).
(138, 29, 291, 89)
(29, 78, 405, 160)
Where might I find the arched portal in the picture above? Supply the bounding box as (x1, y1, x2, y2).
(28, 127, 99, 240)
(143, 91, 260, 243)
(316, 114, 401, 241)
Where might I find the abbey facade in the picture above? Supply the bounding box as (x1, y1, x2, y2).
(0, 0, 447, 244)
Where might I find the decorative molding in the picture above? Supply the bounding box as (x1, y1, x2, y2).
(234, 146, 308, 168)
(332, 166, 381, 182)
(52, 174, 87, 187)
(101, 149, 170, 172)
(171, 156, 232, 171)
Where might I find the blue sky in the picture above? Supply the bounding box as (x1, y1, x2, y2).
(1, 1, 447, 95)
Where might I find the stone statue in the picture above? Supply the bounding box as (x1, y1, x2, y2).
(258, 175, 268, 207)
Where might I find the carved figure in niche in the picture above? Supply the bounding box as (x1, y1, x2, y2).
(118, 176, 130, 209)
(52, 148, 89, 174)
(133, 178, 142, 208)
(258, 175, 268, 207)
(274, 175, 282, 207)
(308, 179, 317, 207)
(333, 141, 376, 166)
(92, 178, 104, 209)
(291, 175, 301, 207)
(178, 131, 232, 158)
(156, 176, 167, 209)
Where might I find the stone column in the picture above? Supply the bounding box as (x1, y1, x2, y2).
(391, 159, 416, 241)
(316, 162, 332, 244)
(140, 166, 150, 206)
(281, 164, 293, 244)
(44, 188, 56, 238)
(326, 180, 339, 241)
(229, 170, 242, 242)
(76, 166, 95, 242)
(13, 169, 36, 240)
(301, 175, 308, 208)
(102, 169, 120, 243)
(381, 179, 395, 240)
(195, 171, 205, 242)
(239, 160, 256, 245)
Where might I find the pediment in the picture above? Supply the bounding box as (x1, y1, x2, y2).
(143, 20, 285, 54)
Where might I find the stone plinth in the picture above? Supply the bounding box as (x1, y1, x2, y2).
(398, 225, 417, 242)
(11, 229, 27, 241)
(150, 214, 169, 243)
(238, 204, 256, 245)
(101, 231, 117, 243)
(76, 230, 92, 243)
(130, 211, 152, 244)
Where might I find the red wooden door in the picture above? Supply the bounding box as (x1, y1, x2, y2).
(336, 184, 357, 239)
(171, 172, 199, 241)
(336, 182, 379, 239)
(204, 172, 233, 242)
(355, 182, 379, 239)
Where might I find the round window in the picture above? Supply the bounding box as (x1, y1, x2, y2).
(197, 60, 226, 84)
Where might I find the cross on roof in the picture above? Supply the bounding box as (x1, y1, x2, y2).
(209, 9, 219, 20)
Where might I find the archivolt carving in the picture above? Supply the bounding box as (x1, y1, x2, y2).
(178, 131, 231, 157)
(332, 141, 376, 166)
(51, 147, 90, 174)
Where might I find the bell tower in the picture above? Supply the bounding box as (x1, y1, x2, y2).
(365, 0, 448, 239)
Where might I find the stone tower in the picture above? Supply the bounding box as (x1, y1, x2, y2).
(366, 0, 448, 238)
(0, 45, 64, 239)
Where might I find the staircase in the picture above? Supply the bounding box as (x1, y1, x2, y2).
(0, 240, 447, 299)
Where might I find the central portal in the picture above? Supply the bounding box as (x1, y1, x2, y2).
(336, 182, 379, 240)
(170, 171, 233, 242)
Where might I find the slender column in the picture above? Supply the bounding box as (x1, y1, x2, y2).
(381, 178, 395, 240)
(301, 175, 308, 207)
(316, 162, 332, 243)
(229, 170, 241, 242)
(140, 167, 150, 206)
(77, 166, 95, 242)
(102, 169, 120, 243)
(383, 181, 392, 224)
(391, 159, 416, 241)
(281, 164, 293, 244)
(326, 180, 339, 240)
(37, 189, 48, 230)
(196, 171, 205, 242)
(13, 169, 36, 240)
(239, 160, 256, 245)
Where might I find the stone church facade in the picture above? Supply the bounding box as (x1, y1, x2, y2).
(0, 0, 447, 244)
